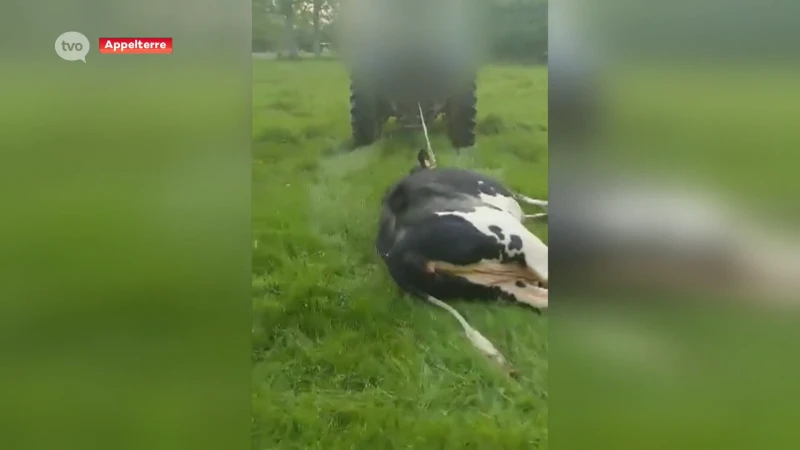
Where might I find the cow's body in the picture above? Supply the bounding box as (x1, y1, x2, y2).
(377, 162, 548, 374)
(378, 166, 548, 312)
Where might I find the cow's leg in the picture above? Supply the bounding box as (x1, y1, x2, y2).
(514, 193, 548, 209)
(524, 213, 548, 221)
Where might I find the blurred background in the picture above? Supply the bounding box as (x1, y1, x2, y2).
(550, 1, 800, 449)
(252, 0, 548, 63)
(1, 1, 252, 450)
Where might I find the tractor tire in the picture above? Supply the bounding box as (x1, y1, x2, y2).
(350, 77, 382, 147)
(445, 77, 477, 148)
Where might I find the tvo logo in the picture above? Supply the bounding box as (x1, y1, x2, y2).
(55, 31, 90, 62)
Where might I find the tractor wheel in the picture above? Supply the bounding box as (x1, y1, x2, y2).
(350, 77, 382, 147)
(445, 77, 477, 148)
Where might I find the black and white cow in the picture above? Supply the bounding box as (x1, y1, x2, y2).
(377, 150, 548, 374)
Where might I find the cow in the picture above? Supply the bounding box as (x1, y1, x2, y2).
(377, 149, 548, 375)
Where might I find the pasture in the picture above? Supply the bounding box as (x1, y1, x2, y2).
(252, 60, 548, 449)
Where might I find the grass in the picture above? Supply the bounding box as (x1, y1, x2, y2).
(252, 59, 548, 449)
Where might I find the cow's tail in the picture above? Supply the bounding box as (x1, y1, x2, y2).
(422, 294, 515, 376)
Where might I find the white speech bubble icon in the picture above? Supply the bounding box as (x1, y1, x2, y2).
(55, 31, 90, 62)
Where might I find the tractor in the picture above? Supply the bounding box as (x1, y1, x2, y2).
(339, 0, 480, 148)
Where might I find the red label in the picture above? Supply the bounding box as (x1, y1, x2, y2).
(98, 38, 172, 54)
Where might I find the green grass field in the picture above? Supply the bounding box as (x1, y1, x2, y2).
(251, 60, 548, 449)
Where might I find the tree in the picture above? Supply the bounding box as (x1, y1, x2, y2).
(252, 0, 285, 52)
(252, 0, 548, 62)
(312, 0, 323, 56)
(278, 0, 299, 58)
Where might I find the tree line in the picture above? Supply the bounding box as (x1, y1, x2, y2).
(252, 0, 547, 62)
